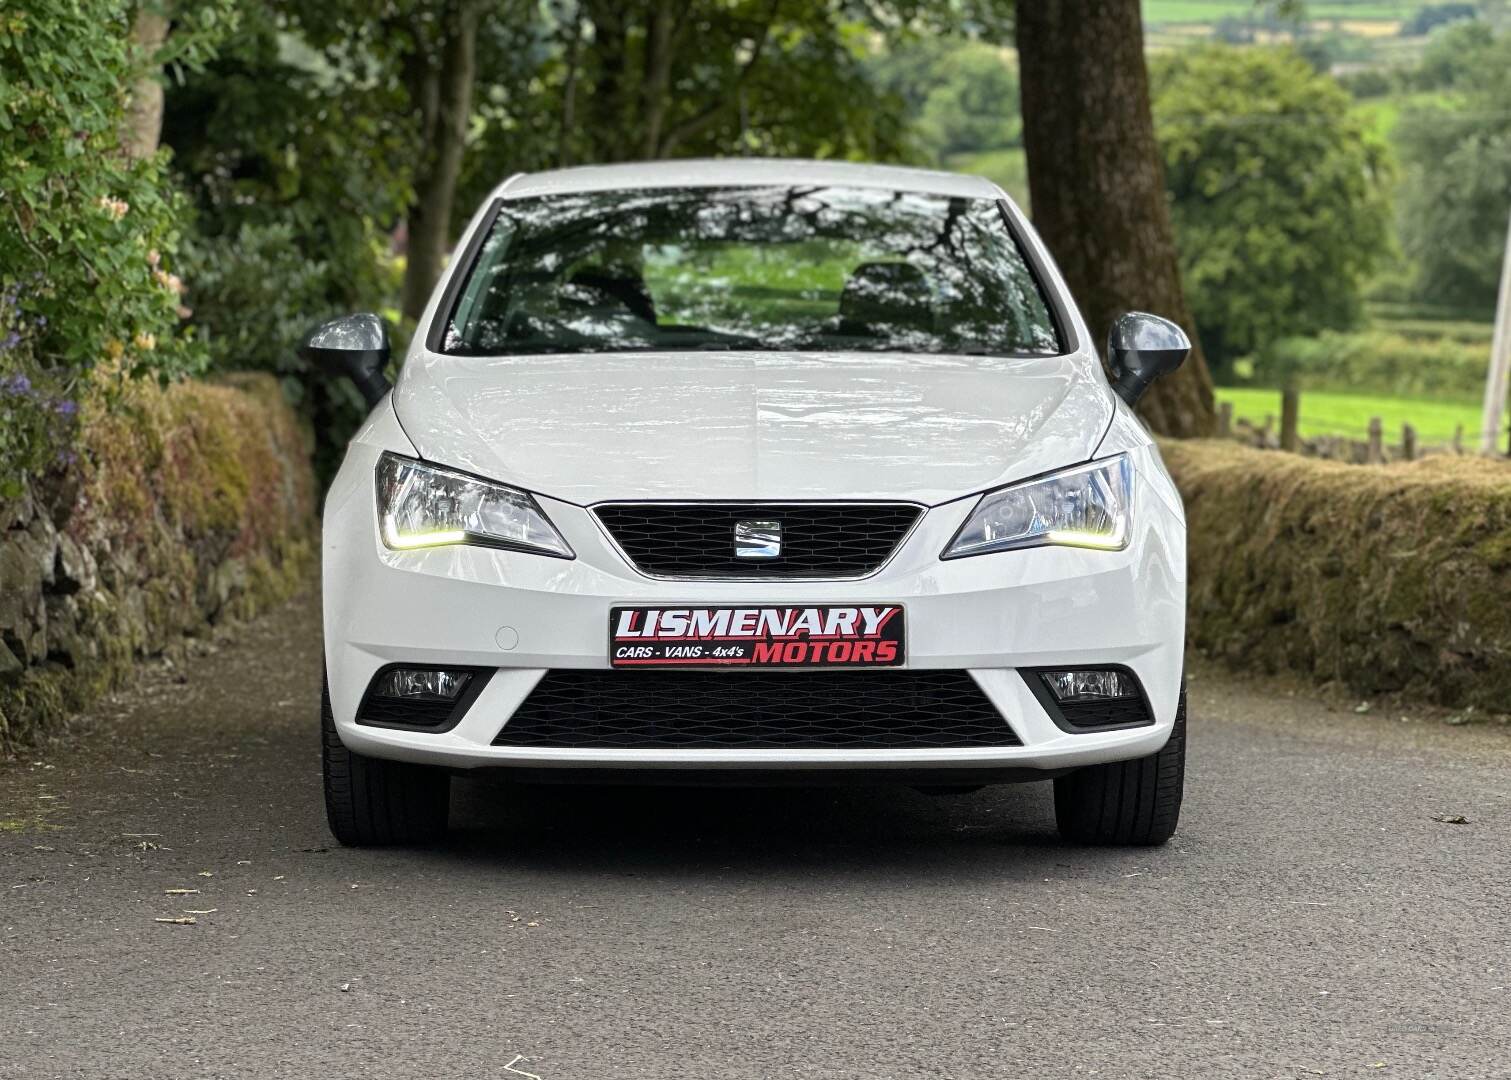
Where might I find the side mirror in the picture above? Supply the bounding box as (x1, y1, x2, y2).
(299, 313, 392, 409)
(1107, 312, 1190, 407)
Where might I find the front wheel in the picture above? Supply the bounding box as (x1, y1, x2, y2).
(322, 677, 451, 846)
(1053, 683, 1186, 846)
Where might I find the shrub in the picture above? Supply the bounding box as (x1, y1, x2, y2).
(0, 1, 204, 495)
(1165, 439, 1511, 710)
(0, 2, 201, 380)
(1248, 329, 1488, 401)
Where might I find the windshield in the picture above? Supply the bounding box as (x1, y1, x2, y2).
(440, 185, 1062, 358)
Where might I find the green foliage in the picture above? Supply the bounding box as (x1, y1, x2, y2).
(0, 0, 215, 499)
(1153, 45, 1393, 373)
(1399, 3, 1478, 39)
(867, 38, 1021, 162)
(1248, 328, 1490, 400)
(457, 0, 916, 209)
(1404, 18, 1498, 91)
(179, 221, 334, 376)
(0, 1, 202, 382)
(1393, 24, 1511, 312)
(162, 5, 409, 479)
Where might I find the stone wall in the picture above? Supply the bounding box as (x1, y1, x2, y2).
(0, 373, 317, 752)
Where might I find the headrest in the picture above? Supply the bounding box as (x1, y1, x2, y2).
(564, 267, 656, 323)
(837, 262, 934, 334)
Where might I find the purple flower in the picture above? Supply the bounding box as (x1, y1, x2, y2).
(2, 372, 30, 394)
(35, 315, 46, 328)
(0, 331, 19, 353)
(55, 399, 78, 416)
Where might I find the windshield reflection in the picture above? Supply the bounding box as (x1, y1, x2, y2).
(442, 186, 1061, 359)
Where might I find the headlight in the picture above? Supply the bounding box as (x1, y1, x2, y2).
(375, 452, 573, 557)
(942, 455, 1133, 559)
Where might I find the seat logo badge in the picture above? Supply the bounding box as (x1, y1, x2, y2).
(734, 520, 782, 560)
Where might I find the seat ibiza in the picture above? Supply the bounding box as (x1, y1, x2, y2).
(307, 160, 1191, 847)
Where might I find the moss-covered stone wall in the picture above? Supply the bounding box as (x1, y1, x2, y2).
(1165, 439, 1511, 709)
(0, 373, 316, 752)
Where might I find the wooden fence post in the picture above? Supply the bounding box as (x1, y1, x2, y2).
(1280, 388, 1300, 452)
(1218, 400, 1233, 438)
(1453, 423, 1464, 454)
(1402, 423, 1417, 461)
(1367, 416, 1384, 463)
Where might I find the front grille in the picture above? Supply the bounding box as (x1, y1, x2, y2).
(492, 670, 1020, 749)
(593, 502, 921, 579)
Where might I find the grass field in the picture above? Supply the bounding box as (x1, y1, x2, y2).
(1217, 387, 1483, 444)
(1143, 0, 1428, 24)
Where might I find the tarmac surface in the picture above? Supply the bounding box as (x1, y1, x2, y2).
(3, 592, 1509, 1079)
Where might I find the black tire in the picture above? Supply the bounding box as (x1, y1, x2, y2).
(1053, 682, 1186, 846)
(322, 677, 450, 846)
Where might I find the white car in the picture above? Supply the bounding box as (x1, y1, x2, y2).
(306, 160, 1191, 848)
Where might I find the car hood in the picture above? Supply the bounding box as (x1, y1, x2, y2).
(392, 350, 1114, 506)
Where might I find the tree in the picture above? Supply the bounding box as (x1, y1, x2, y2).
(1016, 0, 1216, 437)
(1395, 26, 1511, 312)
(280, 0, 506, 321)
(457, 2, 915, 224)
(395, 0, 484, 321)
(539, 1, 910, 166)
(868, 38, 1021, 163)
(1152, 45, 1391, 373)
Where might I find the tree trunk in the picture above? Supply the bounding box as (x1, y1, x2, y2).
(1016, 0, 1216, 437)
(638, 1, 676, 159)
(584, 0, 628, 163)
(400, 1, 482, 323)
(123, 5, 170, 161)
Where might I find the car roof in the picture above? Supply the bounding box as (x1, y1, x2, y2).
(493, 158, 1006, 201)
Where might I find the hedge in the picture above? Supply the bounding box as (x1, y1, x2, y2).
(1164, 439, 1511, 710)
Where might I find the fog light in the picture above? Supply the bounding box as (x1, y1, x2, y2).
(373, 668, 472, 701)
(1041, 669, 1137, 703)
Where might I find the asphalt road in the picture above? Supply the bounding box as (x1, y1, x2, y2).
(2, 593, 1509, 1080)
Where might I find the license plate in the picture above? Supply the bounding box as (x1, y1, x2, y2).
(609, 605, 905, 669)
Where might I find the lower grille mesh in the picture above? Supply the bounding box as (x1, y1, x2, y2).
(493, 670, 1020, 749)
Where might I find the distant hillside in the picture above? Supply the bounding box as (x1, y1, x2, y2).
(1144, 1, 1443, 37)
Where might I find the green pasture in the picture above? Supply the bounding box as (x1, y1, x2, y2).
(1143, 0, 1427, 25)
(1217, 387, 1483, 443)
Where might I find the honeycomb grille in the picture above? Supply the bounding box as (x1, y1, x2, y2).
(593, 502, 922, 579)
(492, 670, 1020, 749)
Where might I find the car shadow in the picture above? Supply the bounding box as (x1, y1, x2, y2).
(433, 775, 1119, 883)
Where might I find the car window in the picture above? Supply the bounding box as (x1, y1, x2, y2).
(441, 185, 1062, 358)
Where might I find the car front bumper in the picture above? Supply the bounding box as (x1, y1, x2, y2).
(322, 432, 1186, 776)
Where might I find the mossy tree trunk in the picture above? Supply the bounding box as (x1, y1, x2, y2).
(1016, 0, 1216, 437)
(124, 4, 170, 160)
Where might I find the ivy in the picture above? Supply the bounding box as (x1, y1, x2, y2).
(0, 0, 215, 492)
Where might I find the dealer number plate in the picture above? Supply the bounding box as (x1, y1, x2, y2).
(609, 605, 905, 669)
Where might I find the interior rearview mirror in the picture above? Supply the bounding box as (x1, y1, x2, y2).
(299, 313, 392, 409)
(1107, 312, 1191, 407)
